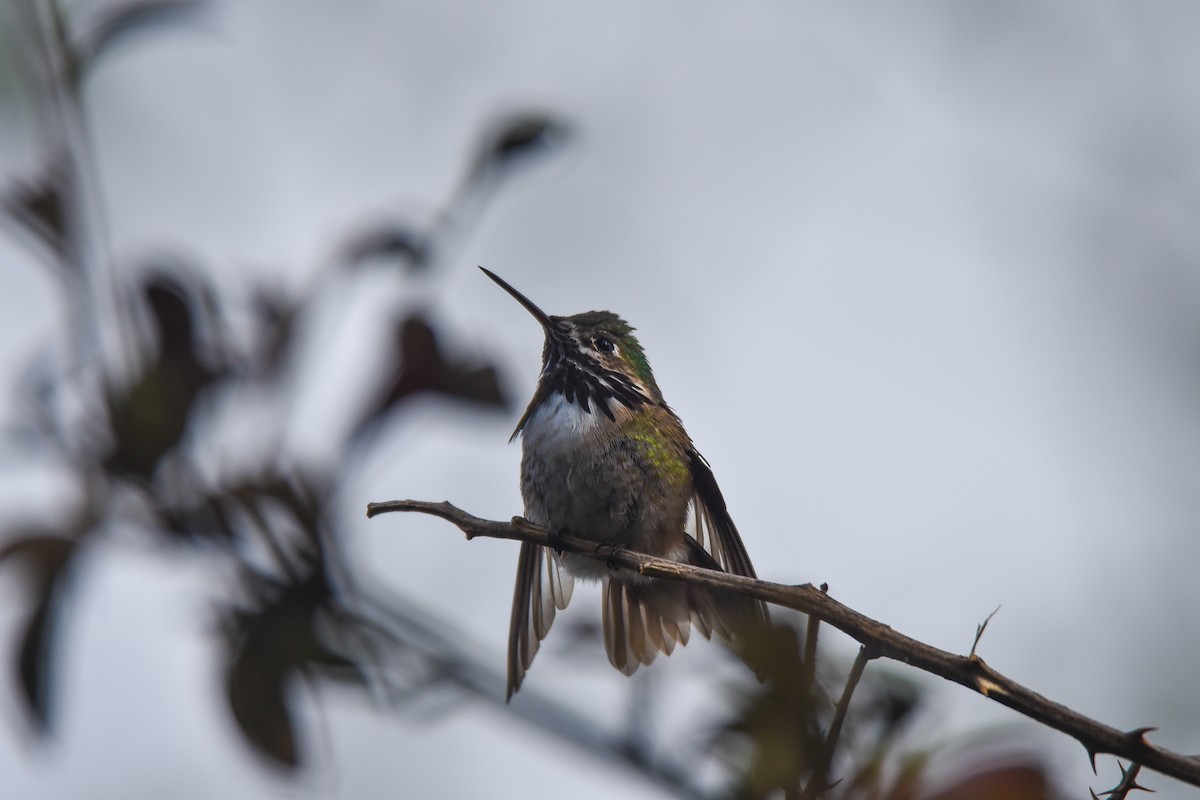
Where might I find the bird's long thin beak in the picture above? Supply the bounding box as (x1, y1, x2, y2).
(479, 267, 556, 330)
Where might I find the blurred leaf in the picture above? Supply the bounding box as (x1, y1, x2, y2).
(468, 112, 571, 181)
(869, 669, 921, 733)
(105, 273, 222, 479)
(158, 489, 237, 543)
(71, 0, 208, 87)
(17, 594, 60, 733)
(393, 315, 506, 405)
(1, 531, 80, 734)
(351, 313, 507, 447)
(223, 562, 371, 768)
(146, 278, 196, 354)
(226, 641, 297, 768)
(259, 472, 323, 534)
(224, 575, 321, 769)
(340, 224, 431, 272)
(4, 159, 71, 264)
(0, 533, 76, 572)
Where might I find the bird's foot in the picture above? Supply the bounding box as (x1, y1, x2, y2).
(595, 542, 626, 570)
(546, 527, 566, 555)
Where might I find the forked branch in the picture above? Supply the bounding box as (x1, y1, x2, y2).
(366, 499, 1200, 790)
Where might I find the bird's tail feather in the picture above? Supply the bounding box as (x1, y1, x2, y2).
(601, 542, 761, 675)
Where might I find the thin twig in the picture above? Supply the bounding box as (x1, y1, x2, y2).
(366, 500, 1200, 790)
(827, 646, 870, 763)
(804, 645, 872, 799)
(799, 588, 823, 703)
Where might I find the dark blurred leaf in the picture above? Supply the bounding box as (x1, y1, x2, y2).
(393, 315, 506, 405)
(17, 595, 60, 733)
(870, 670, 921, 732)
(158, 490, 237, 543)
(4, 160, 71, 264)
(71, 0, 208, 87)
(105, 273, 222, 479)
(223, 563, 372, 768)
(146, 279, 195, 355)
(447, 112, 571, 223)
(259, 472, 323, 534)
(341, 224, 431, 272)
(1, 532, 79, 734)
(469, 112, 571, 181)
(158, 465, 330, 554)
(351, 313, 507, 447)
(0, 533, 76, 572)
(305, 644, 361, 674)
(226, 642, 297, 768)
(224, 575, 320, 769)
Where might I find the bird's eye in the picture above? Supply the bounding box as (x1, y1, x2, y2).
(594, 337, 615, 353)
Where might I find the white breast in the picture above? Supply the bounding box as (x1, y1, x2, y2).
(520, 393, 598, 458)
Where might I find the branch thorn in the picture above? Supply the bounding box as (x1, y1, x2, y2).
(969, 604, 1001, 659)
(1127, 727, 1157, 747)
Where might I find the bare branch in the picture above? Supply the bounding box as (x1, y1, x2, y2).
(367, 499, 1200, 790)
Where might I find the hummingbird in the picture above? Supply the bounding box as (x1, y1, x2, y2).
(480, 267, 768, 700)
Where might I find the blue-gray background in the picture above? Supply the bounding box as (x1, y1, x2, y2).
(2, 1, 1199, 797)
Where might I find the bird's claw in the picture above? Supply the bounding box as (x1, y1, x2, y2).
(595, 541, 625, 570)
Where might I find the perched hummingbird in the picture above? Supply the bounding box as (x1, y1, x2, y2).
(481, 268, 768, 700)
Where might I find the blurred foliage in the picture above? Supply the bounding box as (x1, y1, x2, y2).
(0, 0, 527, 771)
(0, 1, 1061, 797)
(716, 616, 1057, 800)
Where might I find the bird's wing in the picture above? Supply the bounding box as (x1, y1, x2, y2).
(687, 449, 759, 578)
(686, 449, 770, 625)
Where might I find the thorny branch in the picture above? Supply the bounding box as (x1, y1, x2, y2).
(1092, 761, 1150, 800)
(366, 499, 1200, 792)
